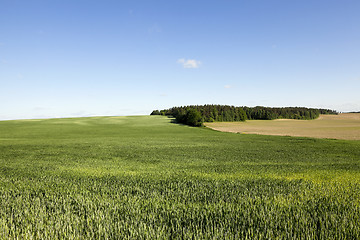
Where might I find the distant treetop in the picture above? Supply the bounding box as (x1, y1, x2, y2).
(150, 105, 337, 127)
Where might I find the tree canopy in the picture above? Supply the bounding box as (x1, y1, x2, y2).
(151, 105, 337, 127)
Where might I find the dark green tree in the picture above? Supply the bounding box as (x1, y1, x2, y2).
(186, 108, 203, 127)
(150, 110, 160, 115)
(151, 105, 337, 127)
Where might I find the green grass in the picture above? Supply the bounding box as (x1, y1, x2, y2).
(1, 116, 360, 239)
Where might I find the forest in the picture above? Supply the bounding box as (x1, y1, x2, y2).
(150, 105, 338, 126)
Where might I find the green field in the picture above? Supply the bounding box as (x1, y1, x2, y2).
(1, 116, 360, 239)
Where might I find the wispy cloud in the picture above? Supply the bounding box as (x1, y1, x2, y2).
(148, 24, 162, 33)
(224, 85, 232, 89)
(177, 58, 201, 69)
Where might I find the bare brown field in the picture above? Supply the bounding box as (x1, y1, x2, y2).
(205, 113, 360, 140)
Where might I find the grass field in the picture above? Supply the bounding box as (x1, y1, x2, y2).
(205, 113, 360, 140)
(1, 116, 360, 239)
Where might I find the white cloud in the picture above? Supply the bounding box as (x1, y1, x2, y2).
(177, 58, 201, 69)
(224, 85, 232, 89)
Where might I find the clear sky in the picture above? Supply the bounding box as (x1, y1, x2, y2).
(1, 0, 359, 120)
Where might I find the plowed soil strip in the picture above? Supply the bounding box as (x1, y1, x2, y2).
(205, 113, 360, 140)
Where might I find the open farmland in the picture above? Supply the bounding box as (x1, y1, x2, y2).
(205, 113, 360, 140)
(0, 116, 360, 239)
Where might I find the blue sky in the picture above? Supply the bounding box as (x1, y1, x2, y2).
(1, 0, 359, 120)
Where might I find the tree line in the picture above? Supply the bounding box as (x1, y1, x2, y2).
(150, 105, 337, 127)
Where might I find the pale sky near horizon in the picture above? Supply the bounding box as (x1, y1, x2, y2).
(1, 0, 359, 120)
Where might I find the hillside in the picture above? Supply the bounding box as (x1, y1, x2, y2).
(0, 116, 359, 239)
